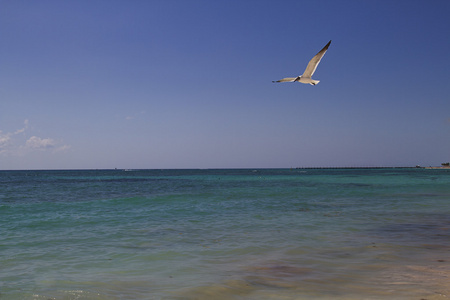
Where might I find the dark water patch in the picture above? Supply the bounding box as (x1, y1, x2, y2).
(371, 217, 450, 246)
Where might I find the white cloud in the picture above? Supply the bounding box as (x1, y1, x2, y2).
(0, 130, 14, 154)
(0, 120, 70, 155)
(13, 119, 28, 134)
(25, 136, 71, 153)
(0, 133, 12, 154)
(0, 132, 11, 144)
(26, 136, 57, 150)
(55, 144, 71, 152)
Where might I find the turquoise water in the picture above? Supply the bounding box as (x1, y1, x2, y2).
(0, 169, 449, 299)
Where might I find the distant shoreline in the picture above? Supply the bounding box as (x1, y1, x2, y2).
(295, 166, 449, 170)
(423, 166, 450, 170)
(1, 166, 449, 171)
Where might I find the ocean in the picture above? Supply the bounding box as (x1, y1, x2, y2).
(0, 168, 449, 299)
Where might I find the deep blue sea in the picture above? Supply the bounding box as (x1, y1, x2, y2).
(1, 168, 449, 299)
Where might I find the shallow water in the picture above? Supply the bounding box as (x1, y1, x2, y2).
(0, 169, 449, 299)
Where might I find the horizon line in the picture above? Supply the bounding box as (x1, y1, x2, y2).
(0, 166, 436, 172)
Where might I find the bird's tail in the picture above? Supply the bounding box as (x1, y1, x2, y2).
(310, 80, 320, 85)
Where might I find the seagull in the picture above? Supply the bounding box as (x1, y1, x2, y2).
(273, 40, 331, 85)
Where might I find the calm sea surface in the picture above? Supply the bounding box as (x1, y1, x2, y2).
(0, 169, 449, 299)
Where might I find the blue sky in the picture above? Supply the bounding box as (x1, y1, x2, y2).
(1, 0, 449, 169)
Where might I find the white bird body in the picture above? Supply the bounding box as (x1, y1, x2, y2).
(273, 40, 331, 85)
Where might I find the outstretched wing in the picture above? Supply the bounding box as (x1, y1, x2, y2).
(301, 40, 331, 78)
(272, 77, 297, 83)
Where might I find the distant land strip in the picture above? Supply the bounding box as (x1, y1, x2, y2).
(294, 166, 431, 170)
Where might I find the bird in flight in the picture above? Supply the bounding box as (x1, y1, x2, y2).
(273, 40, 331, 85)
